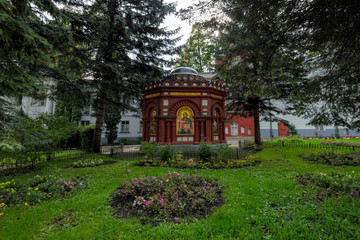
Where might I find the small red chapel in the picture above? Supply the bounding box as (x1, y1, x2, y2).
(142, 65, 227, 145)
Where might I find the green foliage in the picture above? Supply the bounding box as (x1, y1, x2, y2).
(139, 141, 159, 161)
(73, 158, 104, 168)
(159, 145, 175, 162)
(172, 24, 218, 71)
(215, 144, 231, 161)
(135, 154, 259, 169)
(65, 0, 179, 153)
(198, 143, 215, 163)
(174, 150, 184, 162)
(80, 125, 95, 153)
(104, 104, 122, 144)
(37, 113, 79, 148)
(287, 124, 298, 136)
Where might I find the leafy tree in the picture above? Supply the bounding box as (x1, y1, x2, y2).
(172, 24, 218, 72)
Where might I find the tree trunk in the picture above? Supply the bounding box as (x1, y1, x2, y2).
(253, 97, 261, 145)
(92, 92, 106, 153)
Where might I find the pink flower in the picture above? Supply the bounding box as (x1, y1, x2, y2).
(188, 159, 193, 163)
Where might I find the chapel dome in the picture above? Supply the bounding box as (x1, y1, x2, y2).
(170, 66, 198, 76)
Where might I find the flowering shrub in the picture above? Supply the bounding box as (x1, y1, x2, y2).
(297, 172, 360, 199)
(135, 155, 259, 169)
(72, 158, 104, 168)
(0, 175, 89, 207)
(300, 151, 360, 166)
(110, 172, 223, 225)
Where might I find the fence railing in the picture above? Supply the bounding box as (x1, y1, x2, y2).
(0, 148, 86, 170)
(262, 141, 360, 151)
(101, 146, 256, 160)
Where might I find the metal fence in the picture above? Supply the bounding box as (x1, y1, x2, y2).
(101, 146, 256, 160)
(0, 148, 86, 170)
(262, 141, 360, 151)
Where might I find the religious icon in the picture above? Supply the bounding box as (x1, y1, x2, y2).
(150, 110, 156, 135)
(177, 107, 194, 135)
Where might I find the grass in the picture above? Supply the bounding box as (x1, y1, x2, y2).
(0, 147, 359, 239)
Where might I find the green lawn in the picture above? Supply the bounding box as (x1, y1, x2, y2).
(1, 147, 359, 239)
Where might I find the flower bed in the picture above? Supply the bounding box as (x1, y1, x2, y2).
(135, 155, 259, 169)
(110, 172, 223, 225)
(297, 172, 360, 199)
(0, 175, 89, 216)
(72, 158, 104, 168)
(299, 151, 360, 166)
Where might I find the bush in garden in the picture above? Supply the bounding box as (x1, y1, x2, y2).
(159, 145, 175, 162)
(72, 158, 104, 168)
(139, 141, 159, 161)
(110, 172, 223, 225)
(0, 175, 89, 207)
(135, 154, 259, 169)
(198, 143, 215, 163)
(297, 172, 360, 199)
(300, 150, 360, 166)
(214, 144, 231, 161)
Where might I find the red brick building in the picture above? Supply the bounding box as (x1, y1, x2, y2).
(142, 66, 227, 145)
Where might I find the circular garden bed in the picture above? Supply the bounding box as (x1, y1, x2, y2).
(110, 172, 223, 225)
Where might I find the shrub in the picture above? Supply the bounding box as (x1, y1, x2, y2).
(110, 172, 223, 225)
(72, 158, 104, 168)
(199, 143, 215, 163)
(215, 144, 231, 161)
(135, 154, 259, 169)
(159, 145, 175, 161)
(139, 141, 159, 161)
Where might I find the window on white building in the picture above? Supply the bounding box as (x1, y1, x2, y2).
(231, 123, 238, 136)
(120, 121, 130, 132)
(81, 120, 90, 126)
(315, 125, 325, 131)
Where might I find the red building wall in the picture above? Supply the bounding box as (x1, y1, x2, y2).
(277, 122, 289, 137)
(225, 115, 255, 137)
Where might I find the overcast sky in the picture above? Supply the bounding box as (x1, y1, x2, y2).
(163, 0, 195, 46)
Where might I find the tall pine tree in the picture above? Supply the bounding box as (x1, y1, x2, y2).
(184, 0, 307, 144)
(69, 0, 179, 152)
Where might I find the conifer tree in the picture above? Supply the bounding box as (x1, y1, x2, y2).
(68, 0, 179, 152)
(185, 0, 307, 144)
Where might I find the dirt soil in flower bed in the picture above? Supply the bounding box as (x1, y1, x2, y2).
(109, 172, 224, 226)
